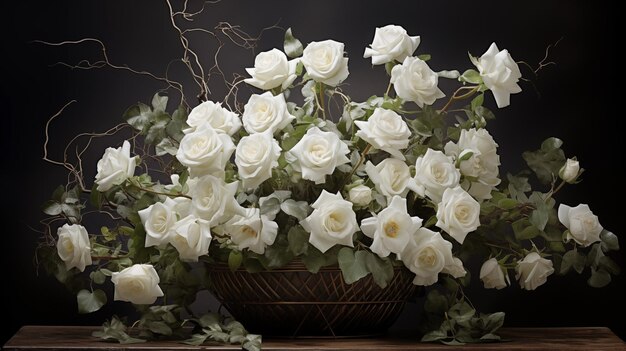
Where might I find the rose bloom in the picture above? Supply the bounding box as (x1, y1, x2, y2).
(355, 108, 411, 160)
(94, 140, 137, 191)
(558, 203, 603, 247)
(184, 100, 241, 135)
(111, 264, 164, 305)
(516, 252, 554, 290)
(363, 24, 420, 65)
(301, 40, 349, 86)
(56, 224, 92, 272)
(391, 56, 445, 107)
(244, 48, 298, 90)
(301, 191, 358, 253)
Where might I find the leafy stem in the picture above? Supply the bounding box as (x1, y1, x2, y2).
(439, 85, 479, 113)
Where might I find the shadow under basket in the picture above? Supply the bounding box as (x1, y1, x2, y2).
(208, 261, 417, 337)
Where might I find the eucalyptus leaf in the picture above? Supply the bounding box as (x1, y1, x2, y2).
(284, 28, 303, 58)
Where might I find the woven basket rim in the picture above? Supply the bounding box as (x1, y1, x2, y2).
(208, 258, 408, 273)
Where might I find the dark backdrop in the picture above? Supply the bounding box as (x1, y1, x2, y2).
(2, 0, 624, 345)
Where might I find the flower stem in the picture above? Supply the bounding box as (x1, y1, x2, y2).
(340, 144, 372, 190)
(318, 83, 326, 120)
(385, 81, 393, 97)
(439, 86, 479, 113)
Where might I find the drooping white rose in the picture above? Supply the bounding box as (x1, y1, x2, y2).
(445, 128, 501, 201)
(285, 127, 350, 184)
(170, 216, 212, 262)
(138, 198, 180, 248)
(95, 140, 137, 192)
(558, 204, 603, 247)
(176, 125, 235, 177)
(244, 48, 299, 90)
(187, 175, 239, 226)
(301, 40, 349, 86)
(559, 158, 580, 184)
(361, 196, 422, 258)
(223, 208, 278, 255)
(516, 252, 554, 290)
(56, 224, 92, 272)
(365, 158, 411, 200)
(363, 25, 420, 65)
(475, 42, 522, 108)
(301, 191, 358, 253)
(242, 92, 295, 135)
(413, 149, 460, 202)
(355, 108, 411, 160)
(111, 264, 164, 305)
(390, 56, 445, 107)
(480, 258, 509, 290)
(184, 100, 241, 136)
(235, 131, 281, 190)
(401, 228, 466, 286)
(436, 186, 480, 244)
(348, 184, 372, 206)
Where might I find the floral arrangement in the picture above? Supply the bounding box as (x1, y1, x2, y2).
(37, 22, 621, 349)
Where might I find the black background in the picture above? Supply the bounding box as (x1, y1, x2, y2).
(2, 0, 624, 345)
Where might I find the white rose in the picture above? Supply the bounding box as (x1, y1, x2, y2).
(445, 128, 501, 201)
(363, 25, 420, 65)
(187, 175, 239, 226)
(413, 148, 460, 202)
(516, 252, 554, 290)
(475, 42, 522, 108)
(223, 208, 278, 255)
(95, 140, 137, 192)
(559, 158, 580, 184)
(558, 204, 603, 247)
(390, 56, 445, 107)
(355, 108, 411, 160)
(348, 185, 372, 206)
(401, 228, 465, 286)
(138, 198, 180, 248)
(285, 127, 350, 184)
(365, 158, 411, 200)
(301, 191, 358, 253)
(56, 224, 92, 272)
(436, 186, 480, 244)
(242, 92, 295, 135)
(236, 131, 281, 190)
(301, 40, 349, 86)
(170, 216, 212, 262)
(111, 264, 164, 304)
(361, 196, 422, 258)
(480, 258, 509, 289)
(176, 124, 235, 177)
(244, 48, 299, 90)
(184, 100, 241, 136)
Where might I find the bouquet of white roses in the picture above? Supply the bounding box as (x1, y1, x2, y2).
(38, 23, 620, 348)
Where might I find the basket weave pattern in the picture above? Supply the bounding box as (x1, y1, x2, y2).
(208, 261, 417, 337)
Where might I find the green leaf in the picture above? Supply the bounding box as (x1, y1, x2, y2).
(151, 93, 168, 111)
(287, 226, 309, 256)
(471, 94, 484, 110)
(284, 28, 303, 58)
(417, 54, 431, 61)
(364, 252, 394, 289)
(496, 198, 518, 210)
(424, 289, 449, 313)
(243, 334, 262, 351)
(337, 248, 369, 284)
(51, 185, 65, 202)
(588, 268, 611, 288)
(448, 302, 475, 322)
(42, 200, 62, 215)
(541, 137, 563, 152)
(459, 69, 482, 84)
(599, 256, 621, 275)
(600, 230, 619, 252)
(90, 270, 107, 285)
(484, 312, 505, 333)
(77, 289, 107, 314)
(560, 250, 586, 275)
(228, 251, 243, 271)
(280, 199, 310, 221)
(529, 208, 549, 231)
(384, 61, 398, 76)
(124, 103, 152, 131)
(421, 329, 448, 342)
(184, 333, 209, 346)
(302, 246, 326, 273)
(512, 219, 540, 240)
(147, 321, 172, 335)
(155, 138, 178, 156)
(523, 138, 566, 184)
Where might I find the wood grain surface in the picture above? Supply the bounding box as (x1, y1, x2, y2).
(3, 326, 625, 350)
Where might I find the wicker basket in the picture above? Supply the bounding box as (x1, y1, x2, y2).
(208, 260, 417, 337)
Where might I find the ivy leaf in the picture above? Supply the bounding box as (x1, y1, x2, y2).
(123, 103, 152, 132)
(523, 137, 566, 184)
(448, 302, 475, 323)
(287, 226, 309, 256)
(90, 270, 107, 285)
(151, 93, 168, 111)
(42, 200, 62, 215)
(77, 289, 107, 314)
(560, 250, 586, 275)
(155, 138, 178, 156)
(281, 199, 310, 221)
(421, 329, 448, 342)
(302, 246, 326, 273)
(364, 252, 394, 289)
(512, 219, 540, 240)
(338, 248, 370, 284)
(284, 28, 303, 58)
(92, 316, 145, 344)
(147, 321, 172, 336)
(600, 230, 619, 252)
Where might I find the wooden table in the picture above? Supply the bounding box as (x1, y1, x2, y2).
(3, 326, 624, 350)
